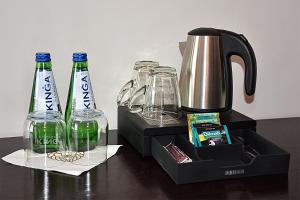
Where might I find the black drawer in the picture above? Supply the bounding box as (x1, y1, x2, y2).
(151, 129, 290, 184)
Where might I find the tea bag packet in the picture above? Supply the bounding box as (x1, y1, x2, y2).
(187, 113, 232, 147)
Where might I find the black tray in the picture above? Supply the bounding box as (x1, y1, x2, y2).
(151, 129, 290, 184)
(118, 106, 256, 156)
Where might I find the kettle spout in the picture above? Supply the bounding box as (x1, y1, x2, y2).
(179, 41, 187, 56)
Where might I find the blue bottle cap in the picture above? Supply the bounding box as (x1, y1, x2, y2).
(73, 53, 87, 62)
(36, 52, 51, 62)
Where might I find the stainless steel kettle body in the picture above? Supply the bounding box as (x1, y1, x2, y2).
(179, 28, 257, 112)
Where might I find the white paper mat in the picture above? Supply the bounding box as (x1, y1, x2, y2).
(1, 145, 122, 176)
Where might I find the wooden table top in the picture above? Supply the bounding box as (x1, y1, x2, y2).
(0, 118, 299, 200)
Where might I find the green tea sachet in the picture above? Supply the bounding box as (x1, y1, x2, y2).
(187, 113, 232, 147)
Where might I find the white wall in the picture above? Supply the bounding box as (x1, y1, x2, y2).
(0, 0, 299, 137)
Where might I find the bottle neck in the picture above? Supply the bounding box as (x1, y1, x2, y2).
(73, 61, 88, 70)
(36, 61, 52, 70)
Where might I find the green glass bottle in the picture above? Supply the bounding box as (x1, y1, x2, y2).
(65, 53, 98, 151)
(29, 53, 62, 153)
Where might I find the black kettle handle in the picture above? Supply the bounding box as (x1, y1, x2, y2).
(220, 30, 257, 95)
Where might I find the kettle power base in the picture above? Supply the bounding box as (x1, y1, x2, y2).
(152, 131, 290, 184)
(118, 106, 256, 157)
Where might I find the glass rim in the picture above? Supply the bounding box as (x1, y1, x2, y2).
(69, 109, 104, 121)
(152, 66, 176, 73)
(134, 60, 159, 70)
(27, 111, 63, 121)
(150, 70, 177, 77)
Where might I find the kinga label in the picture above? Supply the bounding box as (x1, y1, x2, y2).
(72, 71, 95, 110)
(35, 135, 58, 145)
(34, 70, 60, 111)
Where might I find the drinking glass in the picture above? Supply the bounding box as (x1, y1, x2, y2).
(129, 66, 181, 122)
(67, 109, 108, 165)
(117, 61, 159, 106)
(23, 111, 66, 169)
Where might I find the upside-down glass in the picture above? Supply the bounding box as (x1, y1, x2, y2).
(129, 66, 181, 122)
(117, 61, 159, 106)
(67, 109, 108, 165)
(23, 111, 66, 169)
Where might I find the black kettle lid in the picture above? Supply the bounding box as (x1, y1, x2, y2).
(188, 28, 220, 36)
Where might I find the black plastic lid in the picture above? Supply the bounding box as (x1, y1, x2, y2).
(188, 28, 220, 36)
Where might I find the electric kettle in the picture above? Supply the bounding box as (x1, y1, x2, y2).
(179, 28, 257, 112)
